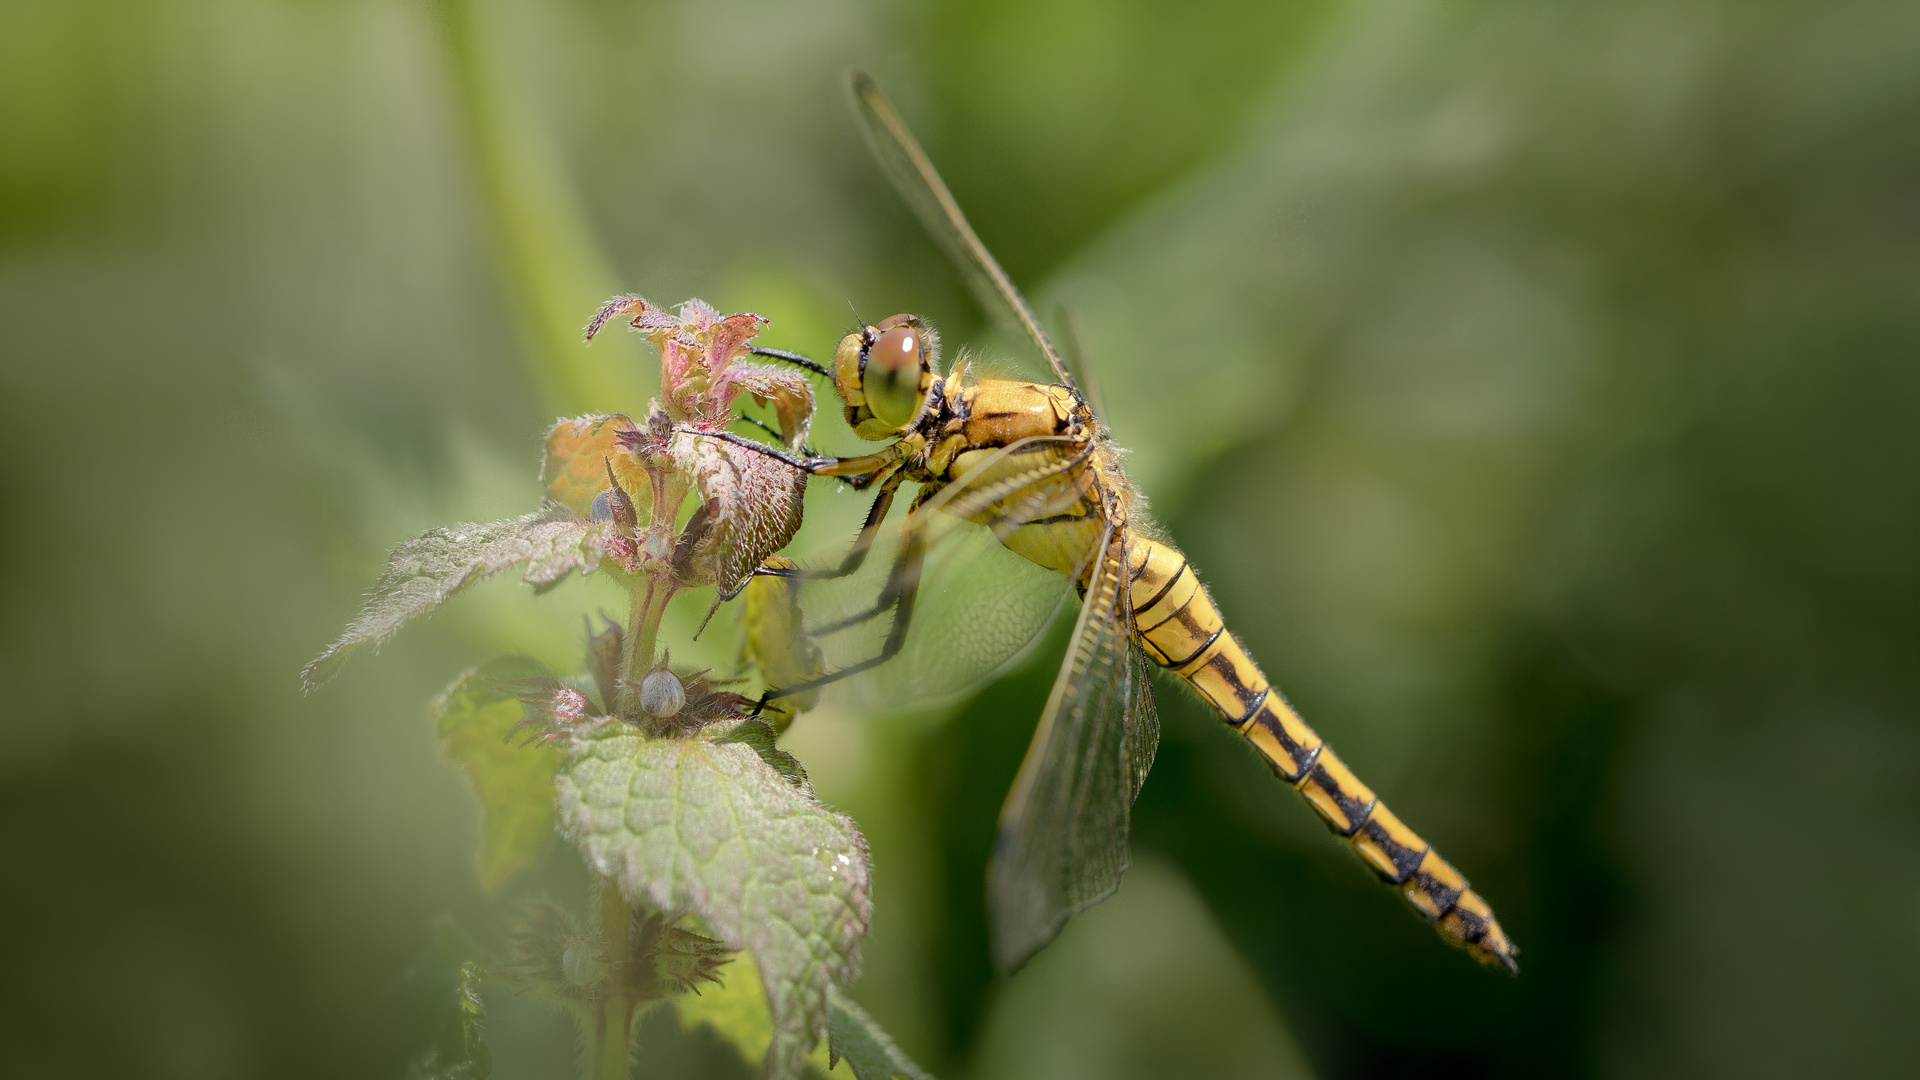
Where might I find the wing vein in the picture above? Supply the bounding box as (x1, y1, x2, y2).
(989, 519, 1159, 973)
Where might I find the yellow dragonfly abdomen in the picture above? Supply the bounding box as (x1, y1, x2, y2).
(1128, 538, 1520, 973)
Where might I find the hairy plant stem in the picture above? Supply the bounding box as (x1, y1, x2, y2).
(587, 879, 641, 1080)
(616, 577, 677, 717)
(611, 455, 691, 717)
(582, 573, 678, 1080)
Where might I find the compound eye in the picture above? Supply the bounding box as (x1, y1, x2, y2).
(832, 330, 867, 398)
(871, 320, 924, 371)
(863, 316, 928, 428)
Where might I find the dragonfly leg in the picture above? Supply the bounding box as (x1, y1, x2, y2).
(811, 479, 933, 633)
(731, 413, 788, 444)
(749, 344, 830, 378)
(794, 472, 904, 582)
(679, 428, 824, 472)
(689, 466, 903, 647)
(677, 427, 904, 481)
(765, 514, 928, 700)
(692, 560, 797, 641)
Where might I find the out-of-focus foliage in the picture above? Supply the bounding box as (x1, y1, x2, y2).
(436, 0, 647, 414)
(0, 1, 1913, 1079)
(399, 918, 495, 1080)
(556, 718, 872, 1077)
(968, 856, 1315, 1080)
(432, 660, 562, 890)
(826, 984, 936, 1080)
(304, 513, 612, 688)
(405, 958, 493, 1080)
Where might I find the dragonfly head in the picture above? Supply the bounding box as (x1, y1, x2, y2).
(834, 313, 938, 440)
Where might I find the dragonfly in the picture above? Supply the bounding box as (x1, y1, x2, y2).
(709, 71, 1519, 976)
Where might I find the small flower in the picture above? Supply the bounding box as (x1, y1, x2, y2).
(500, 678, 598, 747)
(550, 687, 591, 726)
(585, 296, 813, 444)
(570, 296, 812, 595)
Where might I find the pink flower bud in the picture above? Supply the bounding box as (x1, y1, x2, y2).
(549, 687, 590, 725)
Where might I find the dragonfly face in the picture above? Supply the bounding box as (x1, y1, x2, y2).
(727, 71, 1521, 979)
(832, 313, 940, 440)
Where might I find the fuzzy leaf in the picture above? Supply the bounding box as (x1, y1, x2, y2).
(542, 414, 654, 520)
(303, 511, 608, 689)
(433, 658, 564, 889)
(555, 720, 872, 1080)
(678, 427, 807, 596)
(827, 985, 935, 1080)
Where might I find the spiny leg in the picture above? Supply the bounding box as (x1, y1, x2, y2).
(794, 471, 905, 583)
(763, 506, 929, 702)
(678, 427, 903, 485)
(681, 428, 822, 473)
(731, 413, 790, 445)
(807, 448, 1094, 637)
(693, 466, 906, 639)
(692, 559, 794, 640)
(677, 431, 903, 642)
(749, 344, 830, 378)
(809, 482, 941, 634)
(764, 456, 1094, 708)
(750, 450, 1088, 712)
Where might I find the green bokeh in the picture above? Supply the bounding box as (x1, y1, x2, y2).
(1, 1, 1913, 1078)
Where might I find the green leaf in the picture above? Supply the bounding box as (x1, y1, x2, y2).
(433, 657, 565, 889)
(404, 961, 490, 1080)
(554, 720, 873, 1080)
(827, 985, 936, 1080)
(673, 950, 778, 1067)
(675, 958, 937, 1080)
(303, 511, 608, 689)
(401, 918, 493, 1080)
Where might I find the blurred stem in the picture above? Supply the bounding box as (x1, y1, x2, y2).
(430, 0, 648, 415)
(587, 879, 639, 1080)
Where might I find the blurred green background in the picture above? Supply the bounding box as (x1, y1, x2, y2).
(2, 0, 1915, 1077)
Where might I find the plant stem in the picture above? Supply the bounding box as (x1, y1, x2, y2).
(615, 577, 677, 716)
(624, 580, 661, 682)
(587, 879, 639, 1080)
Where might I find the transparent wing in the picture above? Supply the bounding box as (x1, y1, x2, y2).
(1052, 301, 1107, 421)
(848, 71, 1077, 390)
(793, 504, 1074, 713)
(988, 523, 1161, 973)
(775, 438, 1098, 713)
